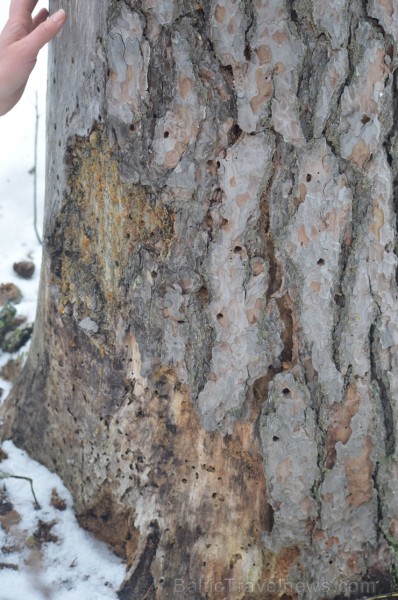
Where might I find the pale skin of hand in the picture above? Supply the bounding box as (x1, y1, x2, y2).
(0, 0, 66, 116)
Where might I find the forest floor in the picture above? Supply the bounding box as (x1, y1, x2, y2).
(0, 442, 125, 600)
(0, 3, 126, 599)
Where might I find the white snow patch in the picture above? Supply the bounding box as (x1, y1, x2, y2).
(0, 441, 125, 600)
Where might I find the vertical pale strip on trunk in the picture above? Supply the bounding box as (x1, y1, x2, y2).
(2, 0, 398, 597)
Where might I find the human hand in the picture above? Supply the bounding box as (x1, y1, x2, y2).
(0, 1, 66, 115)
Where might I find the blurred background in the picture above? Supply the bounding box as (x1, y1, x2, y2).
(0, 1, 48, 395)
(0, 0, 47, 281)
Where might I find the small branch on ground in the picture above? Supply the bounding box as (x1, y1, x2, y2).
(0, 471, 41, 509)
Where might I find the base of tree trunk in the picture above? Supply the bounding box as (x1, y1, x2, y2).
(2, 0, 398, 597)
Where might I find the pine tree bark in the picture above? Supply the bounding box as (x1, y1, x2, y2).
(2, 0, 398, 597)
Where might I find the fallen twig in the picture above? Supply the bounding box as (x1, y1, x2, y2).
(0, 471, 41, 509)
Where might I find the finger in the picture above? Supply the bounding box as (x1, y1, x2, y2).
(19, 9, 66, 58)
(32, 8, 49, 30)
(3, 0, 40, 43)
(9, 0, 39, 18)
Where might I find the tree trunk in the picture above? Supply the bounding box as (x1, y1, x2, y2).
(2, 0, 398, 597)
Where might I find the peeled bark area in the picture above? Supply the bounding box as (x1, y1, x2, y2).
(2, 0, 398, 597)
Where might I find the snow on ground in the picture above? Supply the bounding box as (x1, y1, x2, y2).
(0, 0, 46, 398)
(0, 4, 126, 598)
(0, 441, 125, 600)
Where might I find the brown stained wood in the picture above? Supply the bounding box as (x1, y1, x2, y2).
(2, 0, 398, 597)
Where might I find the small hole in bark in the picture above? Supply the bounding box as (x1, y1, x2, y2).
(181, 478, 188, 483)
(334, 293, 345, 308)
(282, 388, 291, 395)
(244, 44, 252, 60)
(216, 160, 221, 168)
(126, 233, 131, 240)
(216, 313, 223, 320)
(164, 131, 169, 138)
(234, 245, 242, 253)
(212, 187, 223, 203)
(212, 493, 217, 499)
(129, 124, 135, 131)
(227, 123, 242, 145)
(361, 114, 371, 124)
(272, 436, 279, 442)
(306, 173, 312, 182)
(317, 258, 325, 266)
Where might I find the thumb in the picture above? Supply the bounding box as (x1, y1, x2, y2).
(21, 9, 66, 58)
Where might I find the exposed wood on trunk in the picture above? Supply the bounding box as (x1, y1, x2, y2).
(2, 0, 398, 597)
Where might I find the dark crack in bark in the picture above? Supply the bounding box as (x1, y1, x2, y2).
(117, 521, 159, 600)
(383, 68, 398, 287)
(369, 322, 396, 456)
